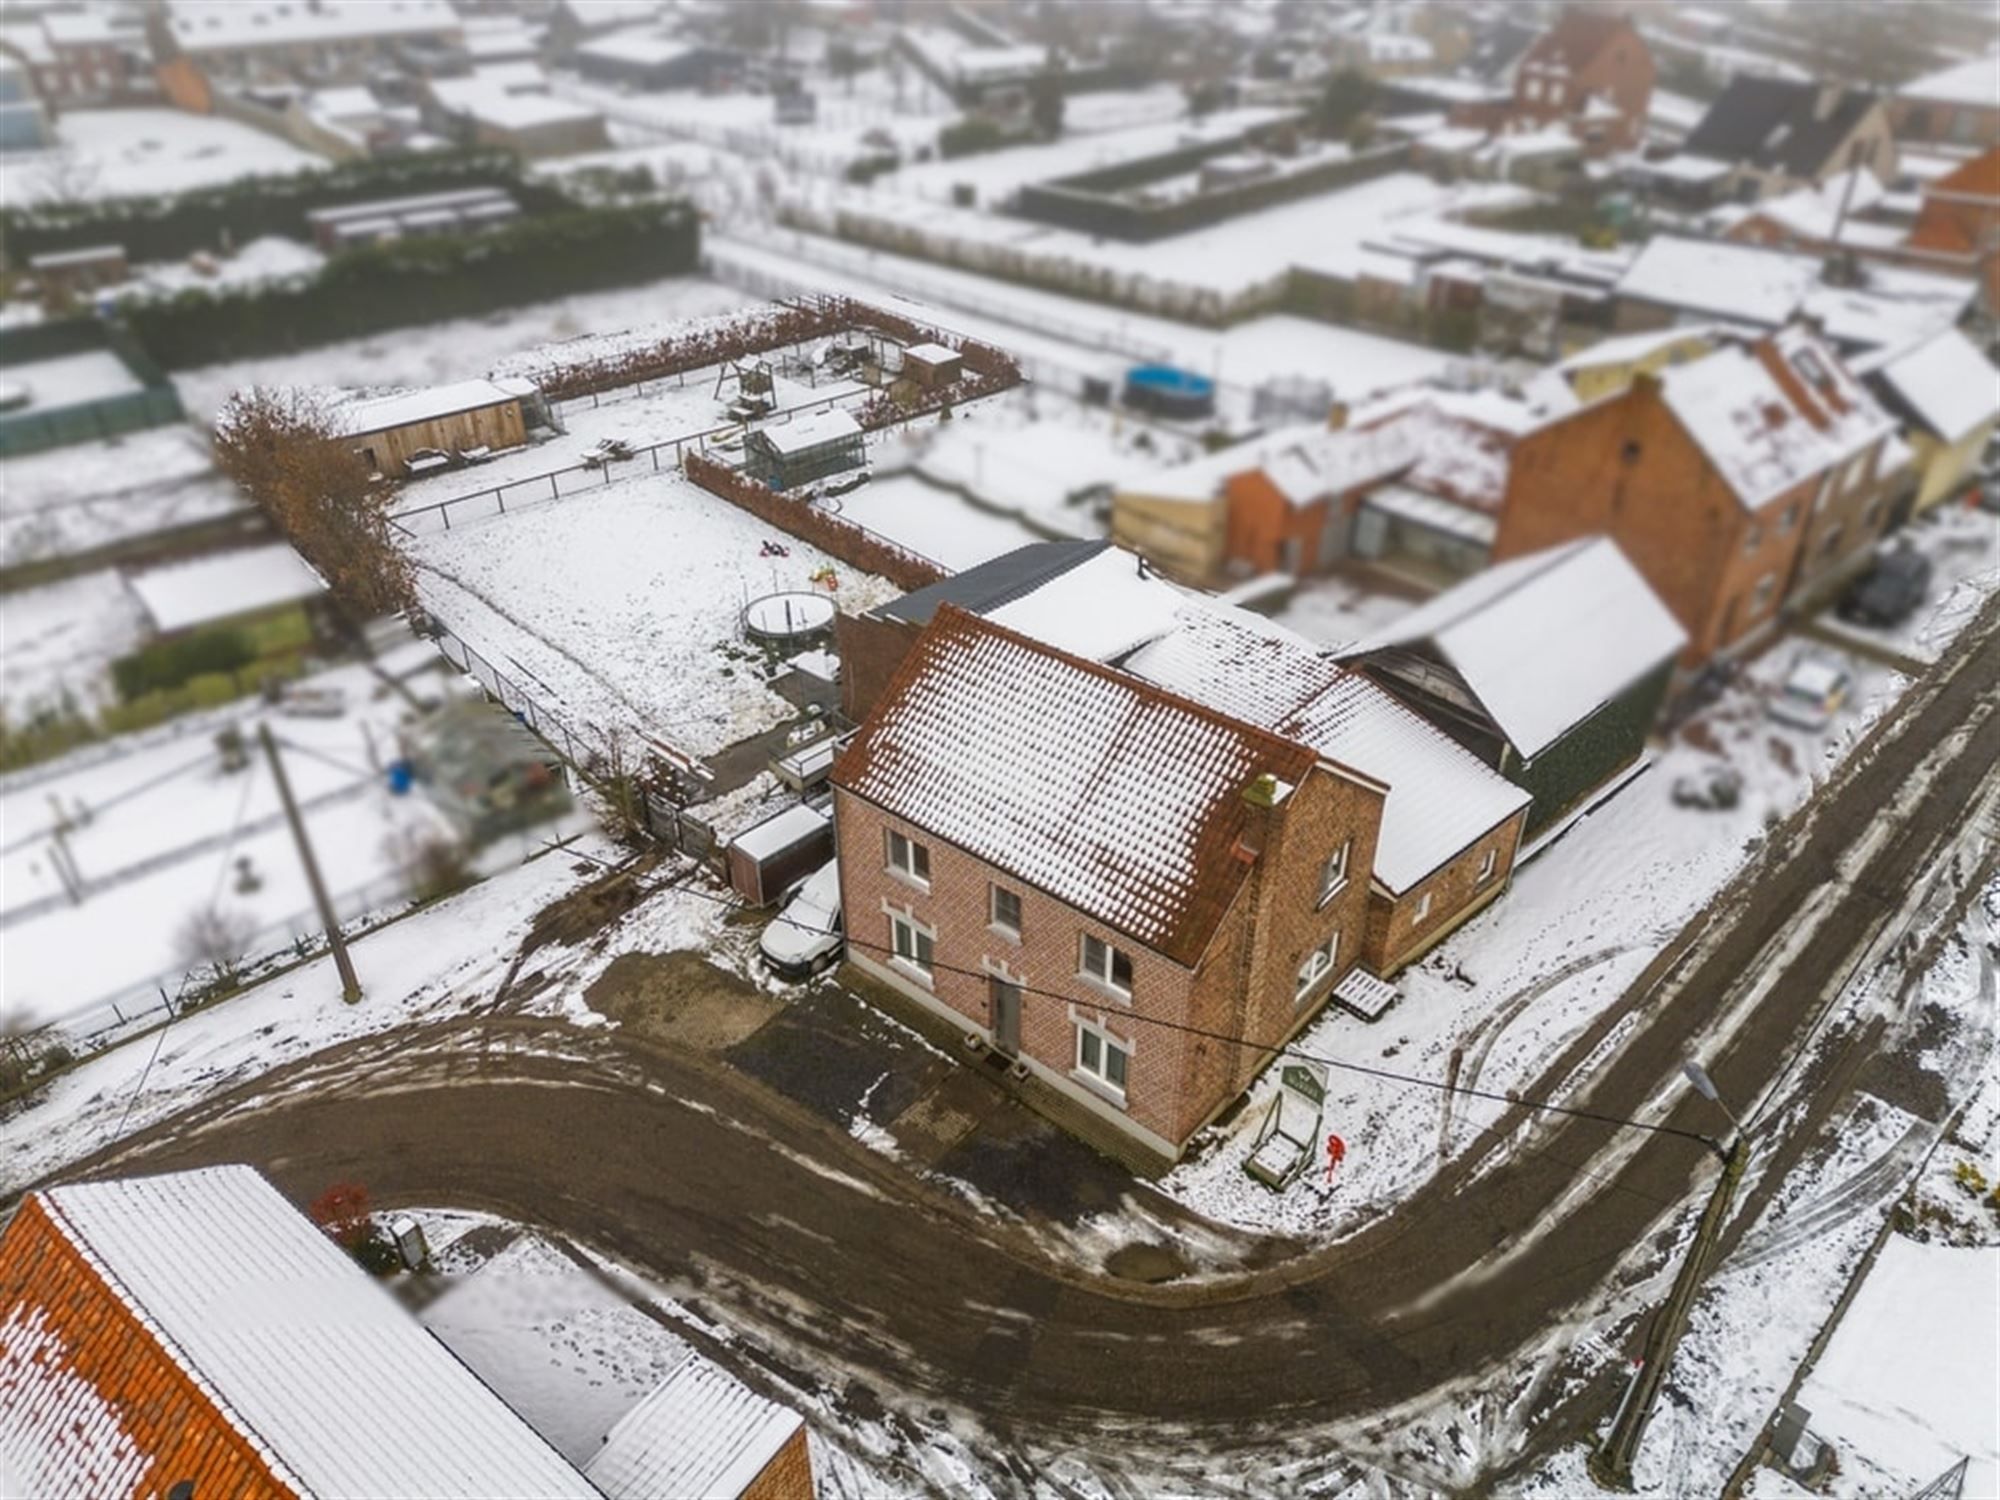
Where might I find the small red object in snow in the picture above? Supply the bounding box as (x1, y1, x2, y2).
(1325, 1133, 1347, 1182)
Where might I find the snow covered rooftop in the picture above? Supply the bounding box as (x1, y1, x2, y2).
(332, 378, 525, 437)
(755, 407, 862, 455)
(1896, 53, 2000, 107)
(1125, 605, 1530, 893)
(167, 0, 461, 52)
(1348, 538, 1687, 758)
(729, 801, 830, 861)
(1660, 345, 1833, 508)
(1872, 326, 2000, 443)
(1616, 235, 1818, 325)
(18, 1166, 596, 1498)
(123, 543, 325, 634)
(1556, 322, 1721, 373)
(983, 544, 1190, 663)
(833, 607, 1320, 966)
(1124, 418, 1418, 509)
(584, 1357, 802, 1500)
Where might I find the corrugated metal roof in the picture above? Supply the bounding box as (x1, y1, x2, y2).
(37, 1167, 598, 1499)
(584, 1358, 799, 1500)
(833, 607, 1318, 966)
(874, 539, 1108, 626)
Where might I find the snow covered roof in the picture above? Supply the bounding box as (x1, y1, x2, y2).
(17, 1166, 596, 1498)
(333, 378, 525, 437)
(983, 544, 1190, 663)
(1635, 152, 1732, 183)
(1557, 323, 1721, 373)
(1712, 167, 1890, 243)
(1347, 538, 1686, 757)
(573, 29, 701, 67)
(755, 408, 862, 455)
(876, 539, 1108, 628)
(1124, 418, 1419, 511)
(167, 0, 461, 53)
(833, 607, 1321, 965)
(1616, 235, 1817, 325)
(428, 77, 600, 131)
(730, 801, 830, 861)
(1125, 605, 1529, 893)
(585, 1357, 802, 1500)
(1896, 53, 2000, 107)
(124, 543, 325, 633)
(1872, 327, 2000, 443)
(308, 85, 383, 120)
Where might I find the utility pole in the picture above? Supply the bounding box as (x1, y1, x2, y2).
(258, 722, 361, 1004)
(1593, 1064, 1747, 1489)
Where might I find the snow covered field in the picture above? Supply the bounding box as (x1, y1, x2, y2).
(0, 567, 152, 720)
(409, 473, 900, 761)
(170, 275, 755, 420)
(0, 109, 328, 209)
(0, 423, 245, 570)
(1, 650, 464, 1033)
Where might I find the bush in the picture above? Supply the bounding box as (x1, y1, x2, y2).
(99, 692, 173, 736)
(939, 117, 1011, 160)
(112, 628, 254, 701)
(123, 202, 700, 369)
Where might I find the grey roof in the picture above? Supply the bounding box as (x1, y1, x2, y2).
(873, 539, 1110, 627)
(1682, 77, 1880, 179)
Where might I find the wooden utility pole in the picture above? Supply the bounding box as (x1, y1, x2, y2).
(258, 722, 361, 1003)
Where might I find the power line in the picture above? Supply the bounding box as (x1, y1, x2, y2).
(550, 844, 1717, 1153)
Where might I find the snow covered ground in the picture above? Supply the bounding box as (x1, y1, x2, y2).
(100, 235, 327, 303)
(0, 567, 152, 720)
(169, 275, 755, 421)
(1160, 637, 1925, 1241)
(0, 109, 328, 209)
(408, 471, 900, 762)
(0, 423, 245, 570)
(1, 649, 469, 1034)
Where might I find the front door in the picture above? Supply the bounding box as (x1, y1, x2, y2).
(989, 976, 1021, 1057)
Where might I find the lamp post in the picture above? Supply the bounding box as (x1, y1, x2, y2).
(1681, 1057, 1743, 1155)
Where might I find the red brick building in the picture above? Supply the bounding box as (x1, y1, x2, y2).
(831, 602, 1529, 1162)
(1906, 147, 2000, 309)
(1501, 7, 1653, 154)
(1495, 327, 1898, 663)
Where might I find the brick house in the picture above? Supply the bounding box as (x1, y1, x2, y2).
(1905, 147, 2000, 311)
(0, 1165, 598, 1499)
(1888, 56, 2000, 154)
(0, 11, 143, 109)
(1500, 7, 1653, 155)
(1494, 326, 1899, 663)
(831, 606, 1390, 1161)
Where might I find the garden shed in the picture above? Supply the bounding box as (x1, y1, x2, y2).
(333, 377, 533, 477)
(725, 801, 833, 905)
(743, 409, 865, 491)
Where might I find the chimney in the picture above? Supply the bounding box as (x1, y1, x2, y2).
(1813, 83, 1840, 122)
(1326, 400, 1350, 431)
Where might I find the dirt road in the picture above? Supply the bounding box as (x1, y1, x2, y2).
(61, 597, 2000, 1486)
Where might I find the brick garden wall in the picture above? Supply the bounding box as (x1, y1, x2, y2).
(684, 453, 946, 592)
(739, 1424, 814, 1500)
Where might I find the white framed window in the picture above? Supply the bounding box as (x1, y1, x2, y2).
(1414, 890, 1433, 924)
(888, 908, 934, 981)
(885, 828, 929, 886)
(989, 882, 1022, 938)
(1743, 522, 1763, 553)
(1317, 840, 1351, 906)
(1525, 77, 1543, 102)
(1075, 1019, 1130, 1096)
(1477, 847, 1499, 884)
(1080, 933, 1134, 998)
(1296, 933, 1339, 1003)
(1778, 502, 1799, 534)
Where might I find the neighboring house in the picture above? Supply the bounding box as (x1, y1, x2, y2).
(1494, 326, 1898, 662)
(574, 31, 742, 91)
(1612, 234, 1821, 332)
(425, 74, 610, 158)
(546, 0, 666, 62)
(1338, 537, 1686, 836)
(1905, 146, 2000, 309)
(1680, 76, 1896, 202)
(0, 1166, 598, 1499)
(1861, 326, 2000, 516)
(1502, 6, 1653, 155)
(829, 605, 1392, 1164)
(155, 0, 464, 96)
(0, 10, 145, 109)
(1555, 324, 1719, 402)
(1887, 54, 2000, 153)
(333, 378, 536, 477)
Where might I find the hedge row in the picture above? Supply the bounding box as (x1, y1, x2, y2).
(3, 150, 567, 264)
(121, 203, 701, 369)
(683, 452, 946, 592)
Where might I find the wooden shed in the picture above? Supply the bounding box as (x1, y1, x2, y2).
(335, 377, 534, 477)
(901, 341, 962, 391)
(725, 801, 833, 905)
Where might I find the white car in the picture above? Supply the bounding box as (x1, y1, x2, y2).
(758, 860, 843, 980)
(1767, 653, 1850, 732)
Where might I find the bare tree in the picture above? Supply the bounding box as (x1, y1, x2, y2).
(175, 903, 259, 986)
(213, 387, 415, 620)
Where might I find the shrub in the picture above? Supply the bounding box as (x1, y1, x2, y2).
(99, 692, 174, 736)
(939, 117, 1011, 160)
(112, 628, 254, 701)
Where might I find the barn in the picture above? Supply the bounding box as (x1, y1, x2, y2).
(334, 376, 539, 477)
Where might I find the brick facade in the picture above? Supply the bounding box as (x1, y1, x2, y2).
(1364, 810, 1526, 975)
(0, 1194, 290, 1498)
(1224, 469, 1331, 578)
(834, 608, 919, 724)
(834, 762, 1386, 1157)
(1495, 375, 1823, 663)
(739, 1424, 815, 1500)
(1505, 10, 1653, 154)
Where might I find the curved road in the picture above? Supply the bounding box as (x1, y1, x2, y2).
(60, 598, 2000, 1483)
